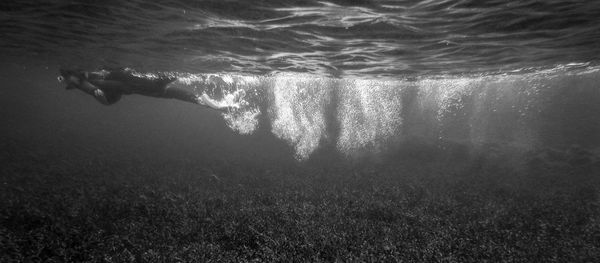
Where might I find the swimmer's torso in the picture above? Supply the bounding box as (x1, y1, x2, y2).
(86, 68, 175, 97)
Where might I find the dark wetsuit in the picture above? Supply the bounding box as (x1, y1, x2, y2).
(84, 68, 182, 105)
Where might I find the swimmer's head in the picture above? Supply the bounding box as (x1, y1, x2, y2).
(58, 69, 87, 90)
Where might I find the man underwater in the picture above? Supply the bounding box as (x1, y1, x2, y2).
(57, 68, 234, 111)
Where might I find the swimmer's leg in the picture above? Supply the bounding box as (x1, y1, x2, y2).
(163, 85, 233, 111)
(197, 93, 238, 111)
(162, 85, 198, 104)
(203, 89, 246, 111)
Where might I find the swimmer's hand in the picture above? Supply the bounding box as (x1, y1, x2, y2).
(93, 89, 105, 97)
(92, 89, 111, 105)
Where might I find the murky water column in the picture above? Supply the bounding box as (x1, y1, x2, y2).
(468, 76, 542, 148)
(269, 75, 333, 160)
(415, 78, 479, 143)
(414, 76, 540, 148)
(410, 71, 600, 151)
(336, 79, 404, 157)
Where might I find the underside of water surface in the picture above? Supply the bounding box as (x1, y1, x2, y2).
(2, 0, 599, 76)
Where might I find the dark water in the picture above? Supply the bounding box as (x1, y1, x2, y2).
(2, 2, 600, 261)
(1, 0, 599, 160)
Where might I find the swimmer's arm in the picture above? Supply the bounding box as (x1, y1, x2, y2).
(92, 89, 110, 105)
(78, 79, 99, 94)
(92, 89, 121, 105)
(74, 79, 112, 105)
(88, 79, 128, 92)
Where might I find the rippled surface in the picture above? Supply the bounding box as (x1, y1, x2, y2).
(2, 0, 600, 77)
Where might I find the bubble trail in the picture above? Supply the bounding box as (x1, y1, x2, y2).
(165, 65, 600, 160)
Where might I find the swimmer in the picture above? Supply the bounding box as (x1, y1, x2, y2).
(57, 68, 235, 111)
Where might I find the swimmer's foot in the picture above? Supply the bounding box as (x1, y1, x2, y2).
(197, 93, 221, 110)
(197, 93, 238, 112)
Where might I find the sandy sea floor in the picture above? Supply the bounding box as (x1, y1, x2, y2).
(2, 137, 599, 262)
